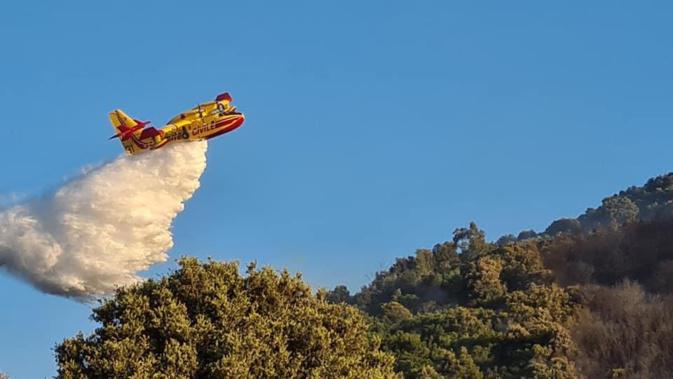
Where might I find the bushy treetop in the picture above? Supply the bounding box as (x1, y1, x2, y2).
(56, 258, 395, 379)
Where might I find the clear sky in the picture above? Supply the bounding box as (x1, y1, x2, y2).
(1, 1, 672, 377)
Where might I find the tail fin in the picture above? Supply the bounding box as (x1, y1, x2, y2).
(108, 109, 143, 154)
(109, 109, 138, 131)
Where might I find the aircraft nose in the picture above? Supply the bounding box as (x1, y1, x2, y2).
(235, 114, 245, 127)
(228, 114, 245, 131)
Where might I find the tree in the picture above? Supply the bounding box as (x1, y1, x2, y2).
(465, 255, 506, 306)
(362, 237, 578, 378)
(55, 258, 396, 379)
(572, 282, 673, 378)
(381, 301, 413, 324)
(517, 229, 538, 241)
(545, 218, 582, 236)
(579, 196, 639, 231)
(453, 222, 489, 260)
(326, 285, 351, 304)
(496, 234, 517, 246)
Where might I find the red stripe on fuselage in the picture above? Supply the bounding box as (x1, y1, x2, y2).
(206, 117, 244, 139)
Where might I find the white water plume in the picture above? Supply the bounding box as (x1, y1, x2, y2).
(0, 141, 207, 300)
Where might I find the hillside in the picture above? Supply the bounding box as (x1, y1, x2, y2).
(545, 172, 673, 237)
(329, 172, 673, 378)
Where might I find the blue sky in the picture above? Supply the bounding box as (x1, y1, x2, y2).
(1, 1, 673, 377)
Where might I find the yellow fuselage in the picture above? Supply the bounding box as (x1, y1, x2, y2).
(109, 95, 244, 155)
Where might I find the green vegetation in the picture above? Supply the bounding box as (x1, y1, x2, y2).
(55, 258, 395, 379)
(332, 225, 579, 378)
(329, 173, 673, 378)
(56, 173, 673, 378)
(545, 173, 673, 236)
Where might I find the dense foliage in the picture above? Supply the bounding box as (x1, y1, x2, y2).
(330, 173, 673, 378)
(542, 219, 673, 291)
(332, 224, 579, 378)
(544, 173, 673, 236)
(55, 258, 395, 379)
(571, 282, 673, 378)
(539, 218, 673, 378)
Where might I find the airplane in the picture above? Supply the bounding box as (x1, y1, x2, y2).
(108, 92, 245, 155)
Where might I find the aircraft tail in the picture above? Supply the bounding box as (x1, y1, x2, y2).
(108, 109, 143, 154)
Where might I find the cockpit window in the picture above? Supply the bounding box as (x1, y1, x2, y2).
(215, 102, 238, 115)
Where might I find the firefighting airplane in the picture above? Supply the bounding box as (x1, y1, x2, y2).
(108, 92, 245, 155)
